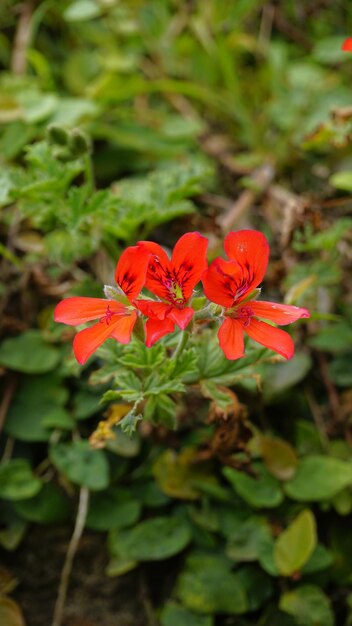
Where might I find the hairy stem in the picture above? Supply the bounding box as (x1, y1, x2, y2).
(51, 487, 90, 626)
(173, 330, 189, 361)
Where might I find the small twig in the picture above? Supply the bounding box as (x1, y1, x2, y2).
(258, 4, 275, 55)
(316, 352, 340, 425)
(139, 571, 160, 626)
(305, 388, 330, 451)
(0, 377, 17, 435)
(1, 437, 15, 463)
(217, 164, 275, 234)
(51, 487, 90, 626)
(11, 1, 34, 75)
(267, 184, 307, 249)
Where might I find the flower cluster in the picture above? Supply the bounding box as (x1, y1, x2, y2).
(54, 230, 310, 364)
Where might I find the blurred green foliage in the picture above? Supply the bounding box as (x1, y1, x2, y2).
(1, 1, 352, 625)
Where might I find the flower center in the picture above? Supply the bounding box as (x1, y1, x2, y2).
(167, 280, 185, 306)
(235, 306, 253, 327)
(100, 305, 115, 325)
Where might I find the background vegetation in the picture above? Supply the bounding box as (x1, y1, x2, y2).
(0, 1, 352, 625)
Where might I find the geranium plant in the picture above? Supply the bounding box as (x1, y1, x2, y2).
(55, 229, 309, 435)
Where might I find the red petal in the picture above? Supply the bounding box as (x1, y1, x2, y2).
(218, 318, 245, 360)
(110, 311, 137, 343)
(72, 318, 118, 364)
(135, 300, 171, 320)
(137, 241, 172, 301)
(342, 37, 352, 51)
(115, 246, 151, 301)
(244, 318, 294, 359)
(171, 232, 208, 301)
(224, 230, 269, 294)
(168, 306, 194, 329)
(145, 318, 175, 347)
(54, 297, 125, 326)
(202, 259, 238, 307)
(250, 301, 310, 325)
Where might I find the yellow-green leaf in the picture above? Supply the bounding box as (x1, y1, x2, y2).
(259, 436, 298, 481)
(274, 509, 317, 576)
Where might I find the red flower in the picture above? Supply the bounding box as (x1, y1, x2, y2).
(201, 230, 310, 360)
(342, 37, 352, 52)
(136, 232, 208, 346)
(54, 247, 150, 364)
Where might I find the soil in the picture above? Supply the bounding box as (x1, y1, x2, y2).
(1, 526, 157, 626)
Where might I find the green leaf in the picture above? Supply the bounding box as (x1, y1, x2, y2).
(330, 171, 352, 192)
(105, 556, 137, 577)
(72, 389, 101, 420)
(0, 597, 26, 626)
(144, 394, 177, 428)
(301, 544, 334, 575)
(259, 435, 298, 481)
(226, 516, 272, 563)
(176, 553, 247, 615)
(41, 407, 75, 431)
(0, 460, 42, 500)
(86, 488, 141, 531)
(118, 410, 143, 435)
(0, 330, 60, 374)
(50, 441, 109, 490)
(262, 353, 312, 401)
(4, 375, 68, 442)
(153, 449, 216, 500)
(13, 483, 70, 523)
(280, 585, 334, 626)
(109, 516, 191, 561)
(192, 332, 267, 386)
(223, 463, 283, 508)
(0, 507, 27, 551)
(284, 455, 352, 501)
(236, 565, 273, 611)
(274, 509, 317, 576)
(161, 603, 214, 626)
(64, 0, 101, 22)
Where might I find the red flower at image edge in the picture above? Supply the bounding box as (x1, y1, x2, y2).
(136, 232, 208, 346)
(201, 230, 310, 360)
(54, 247, 150, 364)
(342, 37, 352, 51)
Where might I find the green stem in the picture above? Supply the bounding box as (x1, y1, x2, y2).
(83, 153, 95, 194)
(173, 331, 189, 361)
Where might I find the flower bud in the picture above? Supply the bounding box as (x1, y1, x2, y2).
(69, 129, 91, 156)
(47, 124, 70, 146)
(103, 284, 130, 305)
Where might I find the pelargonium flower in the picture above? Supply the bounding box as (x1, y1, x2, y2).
(342, 37, 352, 51)
(136, 232, 208, 346)
(54, 246, 150, 364)
(201, 230, 310, 360)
